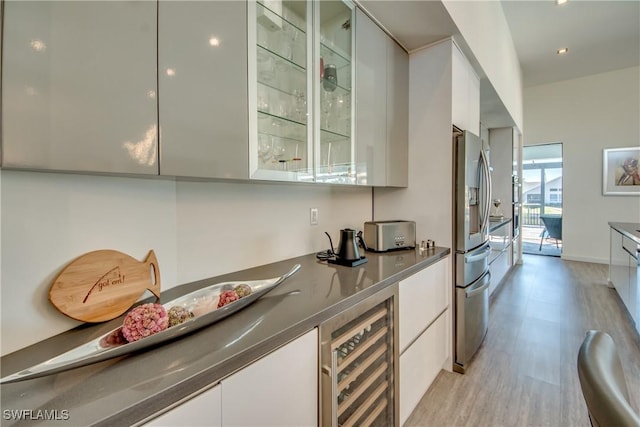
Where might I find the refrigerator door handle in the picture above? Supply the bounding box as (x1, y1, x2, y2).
(465, 272, 491, 298)
(480, 148, 492, 234)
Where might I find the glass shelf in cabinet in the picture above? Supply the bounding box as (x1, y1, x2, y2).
(316, 165, 356, 185)
(257, 44, 306, 76)
(257, 81, 308, 124)
(256, 1, 306, 35)
(320, 129, 351, 144)
(320, 127, 350, 143)
(258, 80, 306, 102)
(320, 42, 351, 70)
(256, 3, 307, 68)
(257, 111, 307, 143)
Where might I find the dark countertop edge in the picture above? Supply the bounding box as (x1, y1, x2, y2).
(97, 247, 451, 426)
(609, 222, 640, 245)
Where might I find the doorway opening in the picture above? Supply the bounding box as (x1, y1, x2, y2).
(521, 143, 563, 257)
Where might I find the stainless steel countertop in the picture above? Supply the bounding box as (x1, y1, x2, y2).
(0, 247, 449, 426)
(609, 222, 640, 245)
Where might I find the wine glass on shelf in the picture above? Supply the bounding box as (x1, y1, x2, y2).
(282, 23, 298, 62)
(293, 89, 306, 123)
(322, 92, 334, 130)
(258, 134, 272, 167)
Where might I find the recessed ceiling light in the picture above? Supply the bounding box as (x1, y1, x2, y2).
(557, 47, 569, 55)
(556, 0, 568, 5)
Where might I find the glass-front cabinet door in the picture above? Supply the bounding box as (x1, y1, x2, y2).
(315, 0, 355, 184)
(249, 0, 354, 183)
(250, 1, 312, 181)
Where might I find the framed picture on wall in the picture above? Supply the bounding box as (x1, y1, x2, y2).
(603, 147, 640, 195)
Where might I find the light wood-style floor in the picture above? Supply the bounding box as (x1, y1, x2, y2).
(406, 254, 640, 427)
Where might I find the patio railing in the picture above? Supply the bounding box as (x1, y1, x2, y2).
(523, 204, 542, 226)
(522, 203, 563, 226)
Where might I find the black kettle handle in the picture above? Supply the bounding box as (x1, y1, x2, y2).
(357, 230, 368, 251)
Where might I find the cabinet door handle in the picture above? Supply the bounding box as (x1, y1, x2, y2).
(622, 245, 639, 260)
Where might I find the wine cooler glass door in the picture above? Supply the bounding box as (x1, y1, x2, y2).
(320, 285, 398, 427)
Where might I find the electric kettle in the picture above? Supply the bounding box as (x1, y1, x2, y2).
(329, 229, 368, 267)
(337, 229, 361, 260)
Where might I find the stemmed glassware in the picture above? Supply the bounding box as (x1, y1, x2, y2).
(322, 91, 334, 130)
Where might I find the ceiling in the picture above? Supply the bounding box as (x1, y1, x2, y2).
(501, 0, 640, 88)
(357, 0, 640, 128)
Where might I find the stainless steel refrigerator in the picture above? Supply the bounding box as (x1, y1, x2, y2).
(453, 128, 492, 374)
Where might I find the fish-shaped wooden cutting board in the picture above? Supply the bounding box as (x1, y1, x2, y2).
(49, 250, 161, 323)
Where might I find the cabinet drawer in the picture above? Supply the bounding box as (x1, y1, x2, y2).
(144, 384, 221, 427)
(489, 249, 511, 295)
(399, 310, 449, 426)
(399, 258, 449, 352)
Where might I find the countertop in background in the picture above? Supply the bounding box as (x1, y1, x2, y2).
(609, 222, 640, 245)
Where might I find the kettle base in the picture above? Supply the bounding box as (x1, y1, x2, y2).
(328, 257, 368, 267)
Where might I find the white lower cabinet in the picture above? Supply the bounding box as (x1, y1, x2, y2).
(489, 249, 512, 296)
(400, 311, 449, 426)
(610, 228, 640, 333)
(399, 257, 449, 352)
(398, 257, 451, 425)
(144, 329, 317, 427)
(221, 329, 318, 427)
(144, 384, 222, 427)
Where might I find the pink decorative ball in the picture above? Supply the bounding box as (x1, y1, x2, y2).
(217, 290, 239, 308)
(121, 303, 169, 343)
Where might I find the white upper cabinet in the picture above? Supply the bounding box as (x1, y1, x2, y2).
(452, 44, 480, 135)
(1, 0, 409, 187)
(158, 1, 248, 179)
(385, 34, 409, 188)
(2, 1, 158, 174)
(354, 8, 387, 186)
(354, 8, 408, 187)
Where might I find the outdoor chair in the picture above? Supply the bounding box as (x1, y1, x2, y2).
(539, 214, 562, 250)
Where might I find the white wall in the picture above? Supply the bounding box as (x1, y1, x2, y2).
(442, 0, 523, 131)
(1, 171, 177, 355)
(174, 181, 371, 283)
(524, 66, 640, 264)
(374, 39, 454, 249)
(0, 171, 371, 355)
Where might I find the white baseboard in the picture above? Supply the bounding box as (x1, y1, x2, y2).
(560, 254, 609, 265)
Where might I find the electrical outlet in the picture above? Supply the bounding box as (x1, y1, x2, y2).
(310, 208, 318, 225)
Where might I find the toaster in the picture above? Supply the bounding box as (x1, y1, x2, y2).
(363, 220, 416, 252)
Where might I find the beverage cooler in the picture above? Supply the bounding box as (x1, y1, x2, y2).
(319, 285, 398, 427)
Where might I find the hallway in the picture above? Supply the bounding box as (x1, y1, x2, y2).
(406, 254, 640, 426)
